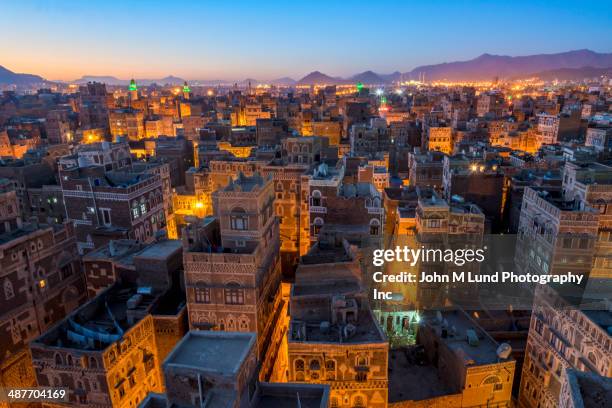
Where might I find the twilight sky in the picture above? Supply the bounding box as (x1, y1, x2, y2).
(2, 0, 611, 81)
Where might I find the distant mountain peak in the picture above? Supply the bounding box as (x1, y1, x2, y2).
(406, 49, 612, 81)
(297, 71, 338, 85)
(0, 65, 45, 85)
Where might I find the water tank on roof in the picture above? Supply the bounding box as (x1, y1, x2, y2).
(496, 343, 512, 359)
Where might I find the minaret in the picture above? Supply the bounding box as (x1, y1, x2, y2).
(128, 78, 138, 101)
(182, 81, 191, 100)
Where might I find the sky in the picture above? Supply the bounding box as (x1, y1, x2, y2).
(2, 0, 612, 81)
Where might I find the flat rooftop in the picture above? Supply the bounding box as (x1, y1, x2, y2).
(388, 347, 453, 403)
(422, 309, 510, 365)
(292, 280, 361, 297)
(290, 309, 385, 344)
(133, 239, 182, 260)
(0, 222, 62, 246)
(83, 239, 143, 262)
(164, 331, 256, 376)
(34, 284, 158, 351)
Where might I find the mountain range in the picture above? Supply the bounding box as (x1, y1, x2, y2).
(2, 49, 611, 86)
(0, 65, 45, 85)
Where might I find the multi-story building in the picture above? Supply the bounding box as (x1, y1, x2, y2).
(142, 331, 330, 408)
(388, 308, 515, 407)
(426, 126, 454, 154)
(255, 118, 289, 147)
(182, 173, 284, 381)
(562, 162, 612, 278)
(0, 178, 21, 233)
(59, 142, 166, 253)
(287, 236, 388, 408)
(442, 154, 506, 230)
(584, 125, 612, 151)
(301, 162, 384, 251)
(312, 120, 342, 146)
(109, 108, 146, 141)
(0, 221, 86, 393)
(407, 150, 445, 189)
(30, 283, 166, 408)
(518, 282, 612, 407)
(477, 92, 505, 118)
(78, 82, 110, 131)
(350, 118, 390, 157)
(516, 187, 599, 279)
(46, 108, 74, 144)
(282, 136, 325, 166)
(537, 110, 581, 145)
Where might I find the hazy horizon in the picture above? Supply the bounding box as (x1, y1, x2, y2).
(3, 0, 612, 81)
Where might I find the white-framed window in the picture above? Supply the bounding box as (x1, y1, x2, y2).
(370, 219, 380, 235)
(311, 190, 322, 206)
(99, 208, 111, 226)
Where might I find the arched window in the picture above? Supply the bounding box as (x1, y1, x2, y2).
(370, 219, 380, 235)
(326, 360, 336, 380)
(310, 359, 320, 371)
(588, 351, 598, 366)
(483, 375, 501, 384)
(313, 217, 324, 235)
(301, 145, 309, 153)
(131, 201, 139, 219)
(89, 357, 98, 369)
(372, 197, 381, 207)
(311, 190, 322, 206)
(230, 207, 248, 230)
(140, 197, 147, 215)
(3, 280, 14, 300)
(224, 282, 244, 305)
(353, 395, 366, 407)
(295, 359, 305, 371)
(55, 353, 63, 366)
(239, 318, 249, 331)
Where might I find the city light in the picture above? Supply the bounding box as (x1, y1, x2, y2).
(0, 4, 609, 407)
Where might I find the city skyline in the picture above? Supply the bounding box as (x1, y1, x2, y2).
(2, 0, 612, 81)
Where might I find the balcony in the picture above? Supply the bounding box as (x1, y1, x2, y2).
(367, 207, 383, 215)
(310, 206, 327, 214)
